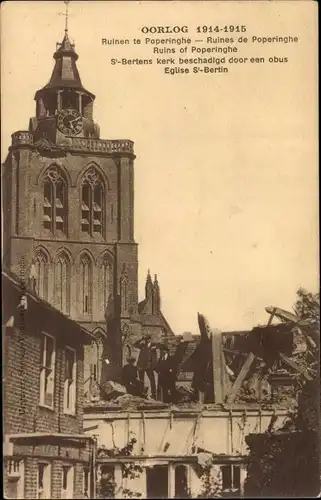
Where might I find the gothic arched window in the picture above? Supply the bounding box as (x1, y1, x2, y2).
(34, 251, 49, 300)
(81, 168, 104, 236)
(43, 167, 67, 234)
(100, 256, 113, 316)
(55, 253, 70, 314)
(80, 254, 92, 316)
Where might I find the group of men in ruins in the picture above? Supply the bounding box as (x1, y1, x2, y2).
(122, 334, 189, 403)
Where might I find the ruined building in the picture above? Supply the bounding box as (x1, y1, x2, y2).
(84, 312, 311, 498)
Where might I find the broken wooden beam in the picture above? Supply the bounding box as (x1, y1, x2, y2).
(267, 307, 276, 325)
(226, 352, 256, 403)
(211, 329, 225, 403)
(265, 306, 300, 324)
(279, 353, 313, 381)
(197, 313, 228, 403)
(265, 306, 316, 330)
(266, 306, 319, 343)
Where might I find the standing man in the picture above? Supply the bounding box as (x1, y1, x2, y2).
(156, 344, 177, 403)
(156, 336, 190, 403)
(135, 335, 158, 399)
(122, 356, 146, 397)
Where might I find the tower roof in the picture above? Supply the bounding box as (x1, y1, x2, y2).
(35, 30, 95, 100)
(145, 269, 153, 285)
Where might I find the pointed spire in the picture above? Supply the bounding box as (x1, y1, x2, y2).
(145, 269, 153, 293)
(152, 274, 161, 314)
(144, 269, 153, 314)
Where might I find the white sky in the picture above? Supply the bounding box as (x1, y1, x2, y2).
(1, 1, 319, 334)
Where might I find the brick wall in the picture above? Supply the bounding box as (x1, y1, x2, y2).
(4, 322, 84, 436)
(4, 456, 88, 499)
(24, 457, 38, 499)
(3, 274, 92, 499)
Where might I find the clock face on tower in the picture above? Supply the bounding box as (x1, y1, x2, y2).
(57, 108, 83, 136)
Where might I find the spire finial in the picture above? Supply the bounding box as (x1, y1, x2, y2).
(64, 0, 69, 36)
(56, 1, 76, 54)
(59, 1, 70, 37)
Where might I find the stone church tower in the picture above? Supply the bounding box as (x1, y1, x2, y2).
(2, 25, 174, 395)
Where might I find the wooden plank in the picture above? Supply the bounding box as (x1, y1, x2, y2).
(265, 306, 300, 323)
(221, 346, 232, 397)
(226, 352, 256, 403)
(265, 307, 318, 343)
(265, 306, 313, 329)
(198, 313, 231, 403)
(279, 353, 313, 381)
(267, 307, 276, 325)
(211, 329, 225, 403)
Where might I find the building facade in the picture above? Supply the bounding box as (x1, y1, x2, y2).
(2, 26, 175, 398)
(83, 404, 291, 499)
(2, 270, 95, 499)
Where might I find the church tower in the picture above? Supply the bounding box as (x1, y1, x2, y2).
(2, 13, 141, 388)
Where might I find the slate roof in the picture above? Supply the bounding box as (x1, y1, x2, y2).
(35, 33, 94, 99)
(138, 299, 175, 337)
(2, 269, 94, 344)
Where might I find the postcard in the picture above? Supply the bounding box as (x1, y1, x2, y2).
(1, 1, 319, 498)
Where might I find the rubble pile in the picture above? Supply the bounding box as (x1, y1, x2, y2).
(101, 380, 127, 400)
(176, 384, 197, 403)
(85, 306, 318, 412)
(85, 391, 170, 411)
(112, 393, 169, 410)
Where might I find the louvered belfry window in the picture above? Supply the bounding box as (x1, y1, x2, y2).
(81, 168, 104, 236)
(43, 167, 67, 234)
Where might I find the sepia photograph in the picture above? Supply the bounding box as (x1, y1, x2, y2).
(1, 1, 319, 498)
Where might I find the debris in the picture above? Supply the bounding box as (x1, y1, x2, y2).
(163, 442, 170, 452)
(176, 384, 197, 403)
(89, 382, 101, 402)
(101, 381, 127, 400)
(196, 451, 213, 467)
(114, 393, 169, 410)
(181, 331, 194, 342)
